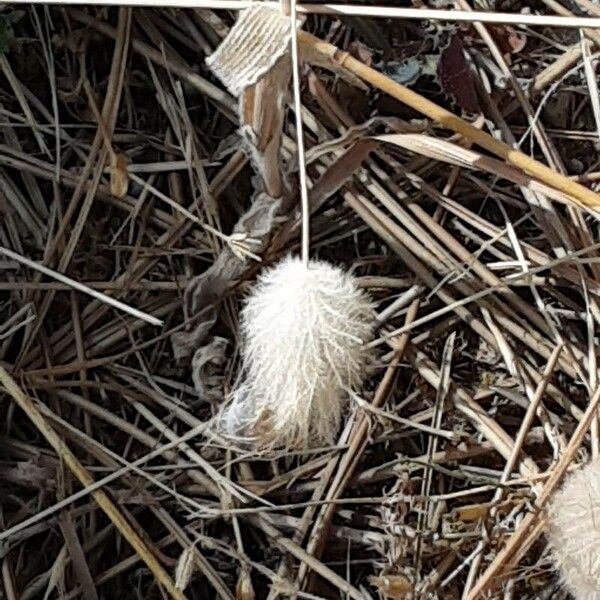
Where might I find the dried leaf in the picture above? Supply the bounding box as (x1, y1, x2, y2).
(206, 5, 292, 96)
(110, 152, 129, 199)
(453, 503, 489, 521)
(308, 140, 377, 212)
(0, 459, 55, 490)
(175, 546, 195, 591)
(305, 115, 416, 165)
(437, 34, 479, 113)
(489, 25, 526, 59)
(506, 29, 527, 54)
(340, 16, 393, 59)
(369, 574, 412, 599)
(0, 9, 24, 54)
(172, 306, 217, 362)
(374, 134, 580, 208)
(349, 40, 374, 67)
(191, 336, 228, 401)
(43, 545, 68, 600)
(269, 575, 297, 596)
(240, 57, 290, 198)
(172, 192, 287, 364)
(235, 568, 255, 600)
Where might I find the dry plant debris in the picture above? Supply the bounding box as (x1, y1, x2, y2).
(1, 2, 600, 599)
(221, 255, 376, 450)
(546, 457, 600, 600)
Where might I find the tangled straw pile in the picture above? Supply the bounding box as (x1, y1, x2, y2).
(221, 256, 376, 449)
(6, 3, 600, 597)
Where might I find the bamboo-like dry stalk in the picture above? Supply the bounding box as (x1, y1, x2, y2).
(298, 31, 600, 209)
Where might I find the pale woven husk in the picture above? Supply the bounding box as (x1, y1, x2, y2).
(206, 6, 293, 96)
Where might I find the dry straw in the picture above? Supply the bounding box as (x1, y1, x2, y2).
(0, 365, 184, 599)
(17, 1, 600, 29)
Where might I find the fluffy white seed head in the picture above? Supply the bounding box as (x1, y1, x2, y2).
(546, 458, 600, 599)
(222, 256, 376, 449)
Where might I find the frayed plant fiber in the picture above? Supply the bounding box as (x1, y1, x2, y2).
(222, 256, 376, 449)
(546, 458, 600, 599)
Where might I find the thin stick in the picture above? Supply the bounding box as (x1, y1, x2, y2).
(289, 0, 311, 265)
(0, 420, 215, 543)
(462, 343, 563, 595)
(253, 516, 365, 600)
(0, 365, 184, 600)
(502, 344, 564, 482)
(15, 0, 600, 28)
(467, 380, 600, 599)
(299, 2, 600, 28)
(298, 32, 600, 208)
(0, 245, 163, 327)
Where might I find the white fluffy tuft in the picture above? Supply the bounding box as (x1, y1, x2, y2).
(546, 458, 600, 599)
(222, 256, 376, 449)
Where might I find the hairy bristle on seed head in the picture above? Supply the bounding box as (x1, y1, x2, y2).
(546, 458, 600, 599)
(221, 256, 377, 450)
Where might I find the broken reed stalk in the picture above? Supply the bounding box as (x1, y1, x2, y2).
(0, 365, 184, 600)
(298, 31, 600, 209)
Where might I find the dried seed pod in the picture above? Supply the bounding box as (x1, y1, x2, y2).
(222, 256, 376, 449)
(546, 458, 600, 599)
